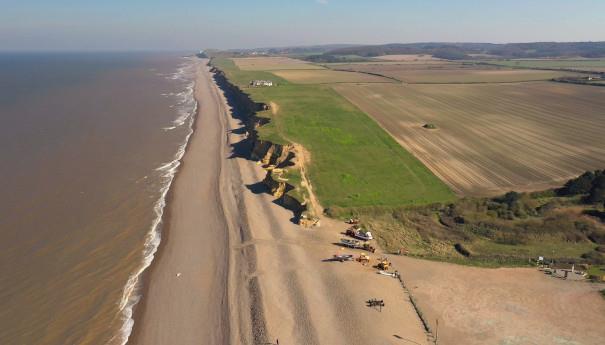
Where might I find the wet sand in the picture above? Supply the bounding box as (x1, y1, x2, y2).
(130, 59, 430, 344)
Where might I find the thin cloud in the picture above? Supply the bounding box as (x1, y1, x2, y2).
(316, 0, 328, 5)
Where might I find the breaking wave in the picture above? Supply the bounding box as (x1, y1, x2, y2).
(107, 56, 198, 345)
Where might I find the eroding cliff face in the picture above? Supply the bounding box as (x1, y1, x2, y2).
(211, 62, 317, 226)
(251, 141, 296, 167)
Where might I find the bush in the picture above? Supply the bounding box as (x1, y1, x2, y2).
(537, 200, 560, 215)
(588, 231, 605, 244)
(498, 191, 521, 206)
(558, 171, 596, 196)
(587, 175, 605, 203)
(581, 250, 605, 264)
(454, 243, 471, 257)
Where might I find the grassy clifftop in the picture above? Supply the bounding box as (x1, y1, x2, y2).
(211, 57, 454, 209)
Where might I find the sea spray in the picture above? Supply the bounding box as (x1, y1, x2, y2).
(108, 57, 199, 345)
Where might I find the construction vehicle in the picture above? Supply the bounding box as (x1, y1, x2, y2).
(376, 257, 391, 270)
(357, 253, 370, 265)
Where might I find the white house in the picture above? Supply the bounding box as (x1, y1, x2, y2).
(250, 80, 273, 87)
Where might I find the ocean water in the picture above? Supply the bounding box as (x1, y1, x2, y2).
(0, 52, 197, 344)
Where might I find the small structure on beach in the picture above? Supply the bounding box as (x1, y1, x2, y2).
(542, 263, 587, 281)
(250, 80, 273, 87)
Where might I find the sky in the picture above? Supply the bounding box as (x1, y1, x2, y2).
(1, 0, 605, 51)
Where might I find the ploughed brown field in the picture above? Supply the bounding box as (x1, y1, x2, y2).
(272, 69, 394, 84)
(232, 57, 324, 71)
(333, 82, 605, 196)
(331, 62, 580, 83)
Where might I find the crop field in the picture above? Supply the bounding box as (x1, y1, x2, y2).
(331, 63, 579, 83)
(333, 82, 605, 196)
(232, 57, 324, 71)
(271, 69, 394, 84)
(212, 57, 454, 207)
(488, 59, 605, 72)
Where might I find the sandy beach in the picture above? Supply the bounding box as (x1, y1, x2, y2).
(130, 58, 430, 344)
(390, 256, 605, 345)
(129, 59, 234, 344)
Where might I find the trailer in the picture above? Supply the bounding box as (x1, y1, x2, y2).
(332, 254, 354, 262)
(345, 228, 373, 241)
(339, 238, 376, 253)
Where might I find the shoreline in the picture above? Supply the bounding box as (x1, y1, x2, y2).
(126, 90, 199, 344)
(127, 58, 233, 344)
(111, 58, 199, 345)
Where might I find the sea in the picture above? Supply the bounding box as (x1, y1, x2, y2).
(0, 52, 198, 344)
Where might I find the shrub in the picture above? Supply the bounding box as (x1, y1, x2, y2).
(581, 250, 605, 264)
(454, 243, 471, 257)
(588, 231, 605, 244)
(587, 175, 605, 203)
(558, 171, 596, 196)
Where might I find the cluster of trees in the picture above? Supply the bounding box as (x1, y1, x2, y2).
(302, 54, 371, 63)
(324, 42, 605, 59)
(326, 43, 471, 60)
(558, 170, 605, 203)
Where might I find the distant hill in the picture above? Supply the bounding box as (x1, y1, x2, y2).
(225, 44, 362, 56)
(325, 42, 605, 60)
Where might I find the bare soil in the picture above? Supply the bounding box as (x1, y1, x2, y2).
(390, 255, 605, 345)
(332, 63, 580, 83)
(333, 82, 605, 196)
(232, 57, 324, 71)
(272, 69, 394, 84)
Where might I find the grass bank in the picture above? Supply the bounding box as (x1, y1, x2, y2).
(211, 57, 454, 209)
(341, 189, 605, 267)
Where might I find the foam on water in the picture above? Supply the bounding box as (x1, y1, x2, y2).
(107, 57, 198, 345)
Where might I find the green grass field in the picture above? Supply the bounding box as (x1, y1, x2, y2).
(212, 57, 454, 208)
(469, 239, 598, 259)
(588, 265, 605, 276)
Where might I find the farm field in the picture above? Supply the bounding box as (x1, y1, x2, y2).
(391, 255, 605, 345)
(272, 69, 394, 84)
(331, 63, 580, 83)
(212, 57, 454, 208)
(333, 82, 605, 196)
(373, 54, 442, 62)
(232, 56, 324, 71)
(488, 59, 605, 72)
